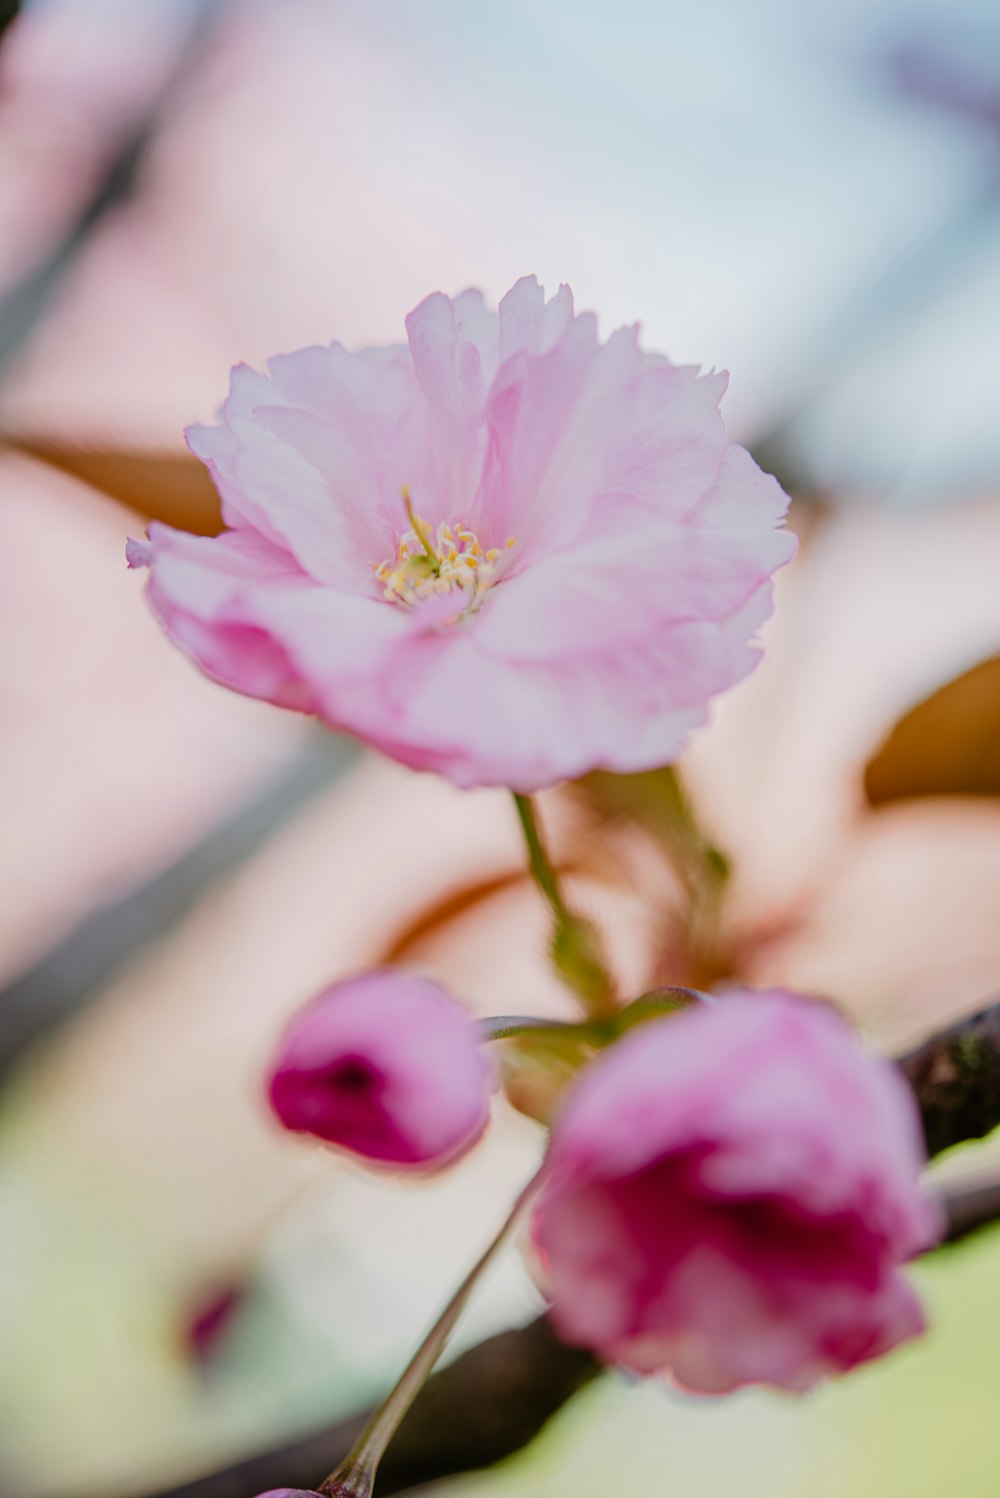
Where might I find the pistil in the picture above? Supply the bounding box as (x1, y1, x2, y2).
(374, 492, 515, 615)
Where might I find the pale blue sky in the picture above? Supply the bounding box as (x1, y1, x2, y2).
(23, 0, 1000, 500)
(347, 0, 1000, 502)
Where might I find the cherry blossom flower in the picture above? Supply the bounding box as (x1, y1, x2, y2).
(532, 989, 941, 1392)
(267, 970, 494, 1169)
(129, 277, 795, 790)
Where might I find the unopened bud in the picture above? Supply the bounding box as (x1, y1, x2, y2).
(267, 970, 495, 1170)
(254, 1490, 323, 1497)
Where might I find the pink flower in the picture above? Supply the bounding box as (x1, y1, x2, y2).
(533, 990, 941, 1393)
(267, 970, 494, 1169)
(129, 277, 796, 791)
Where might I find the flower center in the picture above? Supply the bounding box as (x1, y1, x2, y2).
(374, 490, 514, 613)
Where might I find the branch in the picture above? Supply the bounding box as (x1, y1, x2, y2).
(0, 734, 354, 1084)
(938, 1175, 1000, 1246)
(115, 1168, 1000, 1498)
(36, 996, 1000, 1498)
(896, 995, 1000, 1158)
(107, 1169, 1000, 1498)
(0, 2, 19, 41)
(0, 0, 227, 376)
(128, 1317, 598, 1498)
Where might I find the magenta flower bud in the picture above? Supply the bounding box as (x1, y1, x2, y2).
(533, 989, 943, 1393)
(254, 1490, 323, 1497)
(267, 970, 495, 1169)
(184, 1283, 243, 1366)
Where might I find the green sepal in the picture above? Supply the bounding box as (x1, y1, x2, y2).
(495, 987, 697, 1124)
(614, 986, 701, 1032)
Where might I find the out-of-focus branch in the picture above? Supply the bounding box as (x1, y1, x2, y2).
(938, 1175, 1000, 1245)
(54, 997, 1000, 1498)
(0, 0, 227, 377)
(864, 655, 1000, 805)
(104, 1166, 1000, 1498)
(897, 996, 1000, 1158)
(0, 2, 20, 42)
(7, 441, 223, 534)
(378, 868, 529, 964)
(126, 1316, 598, 1498)
(0, 734, 354, 1084)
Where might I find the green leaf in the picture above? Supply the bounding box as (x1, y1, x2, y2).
(615, 987, 700, 1032)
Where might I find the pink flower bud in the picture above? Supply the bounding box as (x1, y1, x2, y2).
(184, 1282, 243, 1367)
(533, 989, 943, 1393)
(267, 970, 494, 1169)
(253, 1490, 323, 1497)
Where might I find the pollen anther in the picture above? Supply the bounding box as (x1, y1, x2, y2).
(374, 506, 514, 615)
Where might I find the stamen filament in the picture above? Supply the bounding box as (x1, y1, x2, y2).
(374, 505, 515, 616)
(402, 487, 438, 565)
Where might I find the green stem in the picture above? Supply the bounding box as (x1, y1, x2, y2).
(477, 1014, 576, 1042)
(511, 794, 615, 1014)
(318, 1166, 545, 1498)
(654, 766, 729, 902)
(512, 793, 571, 924)
(576, 768, 729, 985)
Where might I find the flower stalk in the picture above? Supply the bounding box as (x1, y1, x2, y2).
(512, 793, 615, 1014)
(574, 767, 730, 985)
(316, 1165, 545, 1498)
(477, 1014, 576, 1042)
(477, 989, 703, 1046)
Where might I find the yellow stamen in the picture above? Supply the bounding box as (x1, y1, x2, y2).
(374, 500, 517, 618)
(402, 486, 437, 562)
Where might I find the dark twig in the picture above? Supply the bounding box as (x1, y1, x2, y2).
(123, 1317, 598, 1498)
(102, 1166, 1000, 1498)
(0, 1, 20, 42)
(100, 1158, 1000, 1498)
(939, 1174, 1000, 1246)
(0, 734, 355, 1083)
(25, 993, 1000, 1498)
(0, 0, 227, 376)
(896, 995, 1000, 1158)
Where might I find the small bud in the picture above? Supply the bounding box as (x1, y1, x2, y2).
(267, 970, 495, 1169)
(254, 1490, 323, 1497)
(184, 1282, 243, 1367)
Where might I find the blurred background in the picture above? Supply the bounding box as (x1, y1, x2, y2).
(1, 0, 1000, 1495)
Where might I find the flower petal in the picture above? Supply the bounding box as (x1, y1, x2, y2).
(497, 274, 574, 364)
(405, 289, 488, 521)
(189, 345, 432, 585)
